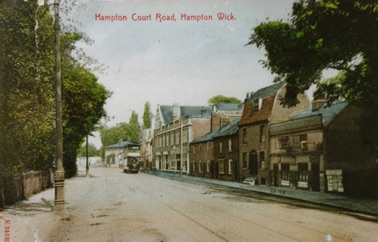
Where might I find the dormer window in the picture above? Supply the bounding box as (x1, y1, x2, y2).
(253, 98, 262, 112)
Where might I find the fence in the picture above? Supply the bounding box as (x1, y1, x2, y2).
(0, 169, 54, 208)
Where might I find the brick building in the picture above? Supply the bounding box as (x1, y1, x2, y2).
(212, 119, 240, 181)
(270, 98, 378, 198)
(238, 82, 310, 185)
(153, 104, 212, 173)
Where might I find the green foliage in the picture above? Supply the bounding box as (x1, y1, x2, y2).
(0, 1, 109, 175)
(0, 0, 55, 172)
(143, 102, 152, 129)
(78, 143, 101, 157)
(208, 95, 241, 104)
(248, 0, 378, 111)
(99, 111, 141, 157)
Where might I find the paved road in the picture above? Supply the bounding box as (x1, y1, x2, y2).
(1, 167, 377, 242)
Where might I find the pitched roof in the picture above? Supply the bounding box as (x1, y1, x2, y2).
(106, 141, 139, 149)
(191, 119, 240, 144)
(159, 105, 211, 124)
(239, 82, 285, 126)
(214, 103, 243, 111)
(247, 81, 285, 101)
(292, 101, 349, 125)
(214, 118, 240, 138)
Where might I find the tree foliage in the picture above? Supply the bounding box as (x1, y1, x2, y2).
(143, 102, 152, 129)
(99, 111, 141, 157)
(208, 95, 241, 104)
(248, 0, 378, 111)
(0, 0, 55, 172)
(78, 143, 101, 158)
(0, 0, 109, 175)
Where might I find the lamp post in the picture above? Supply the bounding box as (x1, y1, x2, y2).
(53, 0, 65, 212)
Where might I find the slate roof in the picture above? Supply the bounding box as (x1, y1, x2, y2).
(159, 105, 212, 124)
(214, 103, 243, 110)
(247, 81, 285, 101)
(292, 101, 349, 126)
(239, 82, 286, 126)
(106, 141, 139, 149)
(213, 118, 240, 138)
(191, 119, 240, 144)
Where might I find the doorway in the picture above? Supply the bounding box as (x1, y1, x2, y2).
(273, 163, 279, 186)
(249, 151, 258, 176)
(311, 163, 320, 191)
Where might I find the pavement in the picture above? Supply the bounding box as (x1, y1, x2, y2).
(147, 170, 378, 217)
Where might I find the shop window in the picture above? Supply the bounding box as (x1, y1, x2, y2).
(281, 163, 290, 180)
(298, 163, 308, 181)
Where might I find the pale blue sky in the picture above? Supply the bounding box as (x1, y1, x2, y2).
(67, 0, 295, 146)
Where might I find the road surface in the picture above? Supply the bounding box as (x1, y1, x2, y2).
(1, 166, 377, 242)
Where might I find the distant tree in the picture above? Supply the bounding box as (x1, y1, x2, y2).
(208, 95, 241, 104)
(143, 102, 152, 129)
(127, 111, 140, 142)
(78, 143, 101, 157)
(99, 111, 141, 158)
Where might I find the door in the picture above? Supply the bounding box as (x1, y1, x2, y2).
(311, 163, 320, 191)
(249, 151, 258, 176)
(273, 163, 279, 186)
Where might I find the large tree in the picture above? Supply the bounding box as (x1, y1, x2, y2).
(0, 0, 109, 175)
(248, 0, 378, 112)
(0, 0, 55, 172)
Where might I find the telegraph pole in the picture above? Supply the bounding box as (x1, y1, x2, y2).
(53, 0, 65, 212)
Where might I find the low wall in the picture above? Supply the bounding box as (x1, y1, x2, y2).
(0, 170, 53, 208)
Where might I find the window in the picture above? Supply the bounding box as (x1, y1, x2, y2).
(298, 163, 308, 181)
(278, 136, 290, 149)
(218, 160, 225, 174)
(281, 163, 289, 180)
(242, 128, 247, 144)
(192, 161, 196, 172)
(259, 125, 265, 143)
(228, 159, 233, 174)
(253, 98, 262, 112)
(206, 161, 210, 172)
(242, 152, 247, 168)
(228, 139, 232, 152)
(293, 134, 307, 150)
(198, 161, 202, 172)
(219, 141, 223, 153)
(175, 131, 180, 145)
(259, 151, 265, 169)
